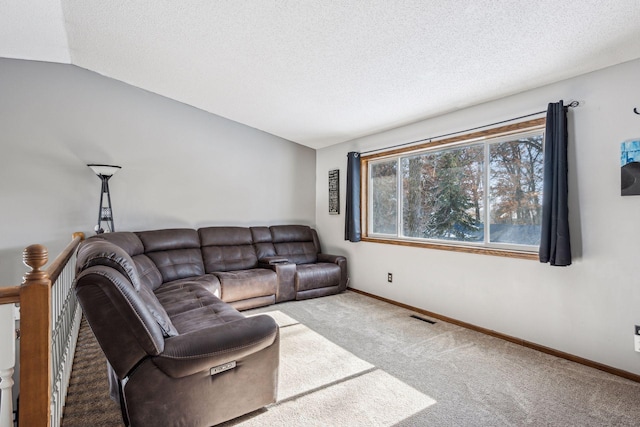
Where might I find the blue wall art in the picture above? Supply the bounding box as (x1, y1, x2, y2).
(621, 139, 640, 196)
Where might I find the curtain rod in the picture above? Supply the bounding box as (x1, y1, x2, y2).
(359, 100, 579, 156)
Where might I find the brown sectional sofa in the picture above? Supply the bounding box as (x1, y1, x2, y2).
(73, 224, 347, 427)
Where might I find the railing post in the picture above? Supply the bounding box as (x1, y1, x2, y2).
(19, 244, 51, 427)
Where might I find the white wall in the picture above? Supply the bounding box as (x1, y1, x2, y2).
(0, 58, 316, 285)
(316, 58, 640, 376)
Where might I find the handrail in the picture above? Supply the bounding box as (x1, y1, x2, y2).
(0, 287, 19, 305)
(9, 232, 84, 427)
(46, 232, 84, 285)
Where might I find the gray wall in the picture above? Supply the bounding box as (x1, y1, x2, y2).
(316, 58, 640, 376)
(0, 58, 316, 285)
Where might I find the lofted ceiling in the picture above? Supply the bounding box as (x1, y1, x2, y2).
(2, 1, 640, 149)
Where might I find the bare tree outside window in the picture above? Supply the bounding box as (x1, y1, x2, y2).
(489, 135, 544, 245)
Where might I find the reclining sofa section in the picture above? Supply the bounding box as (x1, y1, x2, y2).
(73, 224, 347, 427)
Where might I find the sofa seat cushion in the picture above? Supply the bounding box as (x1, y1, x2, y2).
(154, 275, 221, 316)
(154, 277, 242, 334)
(166, 296, 245, 335)
(214, 269, 277, 303)
(295, 263, 341, 292)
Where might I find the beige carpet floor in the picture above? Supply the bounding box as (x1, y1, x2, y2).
(220, 312, 435, 426)
(62, 291, 640, 426)
(61, 316, 122, 426)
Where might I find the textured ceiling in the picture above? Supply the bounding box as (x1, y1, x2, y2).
(3, 1, 640, 149)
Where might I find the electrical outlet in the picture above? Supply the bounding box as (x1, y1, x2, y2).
(635, 336, 640, 353)
(387, 273, 393, 283)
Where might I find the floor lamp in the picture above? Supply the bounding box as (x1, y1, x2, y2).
(87, 164, 121, 234)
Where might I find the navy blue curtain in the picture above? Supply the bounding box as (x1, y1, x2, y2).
(345, 152, 361, 242)
(539, 101, 571, 266)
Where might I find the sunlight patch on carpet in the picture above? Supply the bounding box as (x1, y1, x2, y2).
(229, 310, 437, 426)
(250, 370, 435, 426)
(248, 310, 299, 328)
(277, 323, 375, 400)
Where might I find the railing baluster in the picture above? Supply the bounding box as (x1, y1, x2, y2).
(0, 304, 16, 427)
(49, 238, 82, 427)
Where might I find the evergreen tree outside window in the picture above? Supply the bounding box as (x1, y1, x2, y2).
(401, 144, 484, 241)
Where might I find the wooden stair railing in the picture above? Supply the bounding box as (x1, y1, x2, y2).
(0, 232, 84, 427)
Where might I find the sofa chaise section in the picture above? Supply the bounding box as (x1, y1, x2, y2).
(74, 237, 279, 427)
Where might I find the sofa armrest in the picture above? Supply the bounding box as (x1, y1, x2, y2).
(317, 253, 345, 264)
(258, 261, 296, 303)
(258, 256, 289, 265)
(153, 314, 279, 378)
(317, 253, 348, 291)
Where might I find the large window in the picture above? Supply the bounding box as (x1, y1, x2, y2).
(363, 119, 545, 258)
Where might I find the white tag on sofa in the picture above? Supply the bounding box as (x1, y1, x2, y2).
(210, 361, 236, 376)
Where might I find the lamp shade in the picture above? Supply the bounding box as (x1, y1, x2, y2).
(88, 164, 121, 177)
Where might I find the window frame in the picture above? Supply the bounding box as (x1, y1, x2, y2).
(360, 118, 546, 260)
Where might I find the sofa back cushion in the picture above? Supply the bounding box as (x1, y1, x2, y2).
(92, 231, 145, 256)
(76, 239, 142, 290)
(88, 232, 164, 290)
(251, 226, 276, 259)
(132, 254, 164, 290)
(136, 283, 179, 337)
(270, 225, 319, 264)
(75, 267, 167, 377)
(137, 229, 205, 283)
(76, 239, 178, 338)
(199, 227, 258, 272)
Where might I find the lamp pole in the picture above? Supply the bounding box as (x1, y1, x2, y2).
(87, 164, 121, 233)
